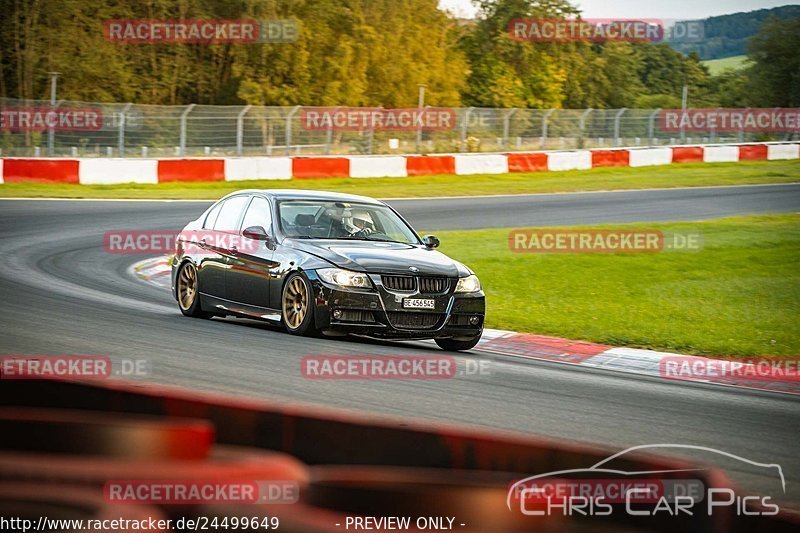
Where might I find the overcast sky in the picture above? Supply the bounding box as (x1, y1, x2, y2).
(439, 0, 798, 19)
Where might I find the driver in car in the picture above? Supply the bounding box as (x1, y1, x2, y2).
(345, 209, 376, 237)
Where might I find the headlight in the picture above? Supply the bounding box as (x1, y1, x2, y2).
(455, 274, 481, 293)
(317, 268, 372, 289)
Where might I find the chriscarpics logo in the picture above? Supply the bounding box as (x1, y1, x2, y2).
(507, 444, 783, 518)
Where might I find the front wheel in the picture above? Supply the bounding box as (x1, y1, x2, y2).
(176, 262, 212, 318)
(282, 272, 319, 336)
(435, 335, 482, 352)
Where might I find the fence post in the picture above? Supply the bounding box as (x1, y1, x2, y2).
(325, 106, 340, 155)
(502, 108, 517, 149)
(236, 105, 252, 156)
(578, 108, 593, 147)
(460, 107, 474, 153)
(118, 103, 132, 156)
(179, 104, 195, 157)
(48, 100, 64, 156)
(613, 108, 627, 147)
(710, 107, 722, 143)
(285, 105, 300, 155)
(367, 107, 380, 155)
(738, 108, 749, 143)
(648, 109, 660, 145)
(540, 109, 555, 149)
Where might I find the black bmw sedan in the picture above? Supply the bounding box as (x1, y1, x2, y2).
(171, 189, 485, 351)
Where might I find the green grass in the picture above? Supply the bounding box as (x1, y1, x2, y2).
(435, 214, 800, 358)
(0, 160, 798, 199)
(703, 54, 750, 75)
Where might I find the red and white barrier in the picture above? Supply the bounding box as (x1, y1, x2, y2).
(158, 159, 225, 182)
(738, 145, 768, 161)
(0, 143, 797, 184)
(3, 158, 80, 183)
(671, 146, 705, 163)
(224, 157, 292, 181)
(591, 149, 630, 168)
(349, 156, 407, 178)
(768, 143, 800, 160)
(703, 145, 739, 163)
(547, 150, 592, 171)
(628, 147, 673, 167)
(292, 157, 350, 179)
(454, 154, 508, 175)
(405, 155, 455, 176)
(507, 152, 548, 172)
(79, 158, 158, 185)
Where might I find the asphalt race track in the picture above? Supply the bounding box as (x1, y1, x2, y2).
(389, 182, 800, 230)
(2, 183, 800, 509)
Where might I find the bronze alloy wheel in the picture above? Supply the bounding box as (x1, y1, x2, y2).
(283, 275, 309, 330)
(177, 262, 198, 311)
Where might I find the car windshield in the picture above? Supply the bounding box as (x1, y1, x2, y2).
(278, 200, 419, 244)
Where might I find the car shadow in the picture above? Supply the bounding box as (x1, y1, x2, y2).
(211, 314, 469, 354)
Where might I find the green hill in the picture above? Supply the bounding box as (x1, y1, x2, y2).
(670, 5, 800, 60)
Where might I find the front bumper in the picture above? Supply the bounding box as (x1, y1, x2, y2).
(307, 272, 485, 340)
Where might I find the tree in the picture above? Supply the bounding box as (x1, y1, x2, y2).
(747, 17, 800, 107)
(459, 0, 579, 108)
(635, 44, 714, 106)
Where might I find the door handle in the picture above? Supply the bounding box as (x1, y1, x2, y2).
(200, 238, 207, 246)
(230, 245, 238, 253)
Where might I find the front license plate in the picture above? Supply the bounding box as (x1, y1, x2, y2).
(403, 298, 435, 309)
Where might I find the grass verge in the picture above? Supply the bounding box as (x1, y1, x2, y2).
(0, 160, 797, 199)
(435, 214, 800, 358)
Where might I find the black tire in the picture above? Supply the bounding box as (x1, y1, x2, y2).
(435, 334, 482, 352)
(176, 261, 212, 318)
(281, 272, 318, 336)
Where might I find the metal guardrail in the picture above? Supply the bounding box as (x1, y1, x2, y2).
(1, 97, 796, 157)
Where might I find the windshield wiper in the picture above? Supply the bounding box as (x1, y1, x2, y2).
(340, 236, 411, 244)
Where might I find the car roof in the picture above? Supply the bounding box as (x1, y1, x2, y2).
(219, 189, 385, 205)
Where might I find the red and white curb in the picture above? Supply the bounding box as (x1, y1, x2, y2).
(1, 142, 797, 184)
(131, 256, 172, 290)
(132, 256, 799, 396)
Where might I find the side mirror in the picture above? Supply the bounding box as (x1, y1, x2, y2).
(242, 225, 269, 240)
(243, 225, 276, 249)
(422, 234, 440, 249)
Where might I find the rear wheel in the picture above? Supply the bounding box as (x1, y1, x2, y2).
(177, 262, 211, 318)
(435, 335, 482, 352)
(282, 273, 318, 336)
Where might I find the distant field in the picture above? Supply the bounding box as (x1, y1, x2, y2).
(703, 54, 749, 75)
(0, 160, 798, 200)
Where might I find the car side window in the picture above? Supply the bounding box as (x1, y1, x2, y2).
(240, 196, 272, 234)
(213, 196, 248, 233)
(203, 201, 223, 229)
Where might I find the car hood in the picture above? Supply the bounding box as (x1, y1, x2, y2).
(288, 239, 466, 277)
